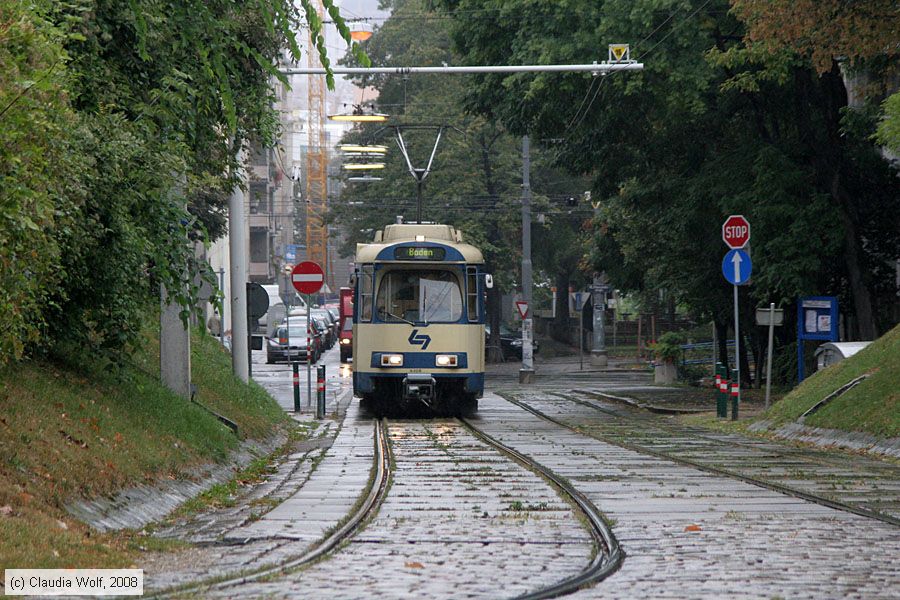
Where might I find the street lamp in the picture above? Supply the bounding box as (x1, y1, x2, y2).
(339, 144, 388, 154)
(343, 163, 385, 170)
(349, 22, 374, 42)
(328, 104, 388, 122)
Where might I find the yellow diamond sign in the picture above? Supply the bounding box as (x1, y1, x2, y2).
(609, 44, 629, 62)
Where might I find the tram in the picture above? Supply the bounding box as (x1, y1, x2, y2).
(352, 223, 490, 413)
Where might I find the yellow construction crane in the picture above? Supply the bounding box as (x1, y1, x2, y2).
(305, 0, 329, 288)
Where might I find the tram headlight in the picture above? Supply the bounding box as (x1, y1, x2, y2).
(380, 353, 404, 367)
(435, 354, 458, 367)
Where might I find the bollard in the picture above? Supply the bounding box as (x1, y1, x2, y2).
(721, 369, 731, 419)
(730, 368, 739, 421)
(715, 362, 727, 418)
(292, 362, 301, 413)
(316, 365, 326, 419)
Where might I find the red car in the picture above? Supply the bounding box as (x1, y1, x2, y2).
(339, 287, 353, 362)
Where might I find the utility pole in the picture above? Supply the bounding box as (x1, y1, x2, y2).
(520, 135, 535, 384)
(590, 196, 608, 368)
(230, 149, 249, 383)
(160, 184, 191, 399)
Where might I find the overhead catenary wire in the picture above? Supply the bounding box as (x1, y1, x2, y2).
(321, 1, 716, 229)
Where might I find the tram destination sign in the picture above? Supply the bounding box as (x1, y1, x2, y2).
(394, 246, 446, 261)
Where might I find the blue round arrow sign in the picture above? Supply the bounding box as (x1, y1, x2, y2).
(722, 249, 752, 285)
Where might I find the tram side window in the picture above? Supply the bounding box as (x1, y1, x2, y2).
(359, 265, 374, 321)
(466, 267, 478, 322)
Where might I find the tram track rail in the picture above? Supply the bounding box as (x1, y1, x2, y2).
(150, 418, 392, 598)
(502, 392, 900, 529)
(458, 417, 624, 599)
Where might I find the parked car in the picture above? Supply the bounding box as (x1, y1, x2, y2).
(266, 324, 317, 364)
(485, 324, 540, 359)
(815, 341, 872, 371)
(313, 315, 335, 349)
(279, 315, 325, 362)
(311, 309, 338, 347)
(260, 285, 307, 333)
(308, 317, 327, 357)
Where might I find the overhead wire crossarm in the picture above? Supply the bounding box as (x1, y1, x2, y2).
(280, 62, 643, 76)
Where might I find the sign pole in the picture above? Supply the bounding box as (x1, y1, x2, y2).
(247, 283, 253, 380)
(519, 136, 535, 385)
(579, 295, 584, 371)
(289, 260, 326, 409)
(292, 362, 301, 413)
(307, 294, 312, 408)
(722, 215, 751, 421)
(765, 302, 775, 409)
(732, 283, 740, 420)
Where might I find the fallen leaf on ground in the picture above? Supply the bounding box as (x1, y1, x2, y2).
(56, 519, 68, 530)
(684, 524, 701, 532)
(0, 505, 12, 516)
(405, 561, 424, 569)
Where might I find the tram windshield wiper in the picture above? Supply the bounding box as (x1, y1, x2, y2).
(378, 307, 415, 326)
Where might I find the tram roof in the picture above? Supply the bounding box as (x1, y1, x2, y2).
(356, 223, 484, 263)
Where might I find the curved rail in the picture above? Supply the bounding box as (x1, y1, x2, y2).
(510, 392, 900, 529)
(459, 418, 624, 599)
(151, 418, 392, 598)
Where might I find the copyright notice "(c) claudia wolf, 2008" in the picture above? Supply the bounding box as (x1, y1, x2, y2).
(4, 569, 143, 596)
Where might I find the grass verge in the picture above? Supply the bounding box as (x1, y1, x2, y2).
(764, 323, 900, 438)
(0, 320, 288, 569)
(681, 324, 899, 440)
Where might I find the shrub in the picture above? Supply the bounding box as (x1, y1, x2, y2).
(650, 331, 685, 363)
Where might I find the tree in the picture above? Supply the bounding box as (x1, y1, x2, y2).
(731, 0, 899, 74)
(0, 1, 81, 362)
(0, 0, 362, 365)
(441, 0, 900, 379)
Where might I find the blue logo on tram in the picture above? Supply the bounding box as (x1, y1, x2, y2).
(408, 329, 431, 350)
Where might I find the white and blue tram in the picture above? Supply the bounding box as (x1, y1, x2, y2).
(352, 223, 489, 413)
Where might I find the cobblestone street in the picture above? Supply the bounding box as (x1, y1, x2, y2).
(473, 390, 900, 599)
(140, 354, 900, 598)
(218, 419, 593, 598)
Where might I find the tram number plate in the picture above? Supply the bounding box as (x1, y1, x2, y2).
(394, 246, 446, 261)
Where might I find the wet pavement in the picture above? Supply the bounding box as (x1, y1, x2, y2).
(474, 391, 900, 599)
(559, 390, 900, 521)
(143, 345, 366, 593)
(138, 353, 900, 598)
(216, 420, 593, 598)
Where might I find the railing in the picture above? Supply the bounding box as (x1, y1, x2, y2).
(680, 340, 734, 366)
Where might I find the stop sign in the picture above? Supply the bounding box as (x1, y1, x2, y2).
(291, 261, 325, 295)
(722, 215, 750, 249)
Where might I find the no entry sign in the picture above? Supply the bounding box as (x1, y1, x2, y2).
(722, 215, 750, 249)
(291, 261, 325, 295)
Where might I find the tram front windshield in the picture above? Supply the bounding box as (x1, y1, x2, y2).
(376, 269, 462, 323)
